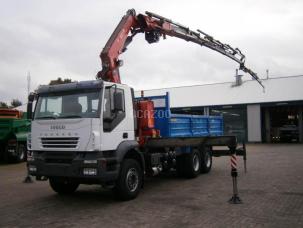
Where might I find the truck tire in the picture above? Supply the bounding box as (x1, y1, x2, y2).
(49, 178, 79, 195)
(3, 145, 9, 163)
(176, 154, 186, 177)
(177, 148, 201, 178)
(113, 159, 142, 201)
(184, 148, 201, 178)
(200, 146, 212, 173)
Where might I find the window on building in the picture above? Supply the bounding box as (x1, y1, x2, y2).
(210, 106, 247, 142)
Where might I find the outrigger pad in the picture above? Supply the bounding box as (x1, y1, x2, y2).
(228, 195, 242, 204)
(23, 175, 33, 183)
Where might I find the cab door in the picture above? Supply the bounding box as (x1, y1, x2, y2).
(101, 84, 135, 151)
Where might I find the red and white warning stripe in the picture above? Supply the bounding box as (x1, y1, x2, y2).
(231, 154, 237, 169)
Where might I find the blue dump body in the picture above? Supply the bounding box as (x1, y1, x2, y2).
(137, 93, 223, 138)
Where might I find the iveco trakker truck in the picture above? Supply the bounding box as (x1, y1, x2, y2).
(27, 9, 262, 200)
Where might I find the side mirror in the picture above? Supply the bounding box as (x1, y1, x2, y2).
(27, 93, 36, 120)
(28, 93, 35, 102)
(114, 92, 124, 112)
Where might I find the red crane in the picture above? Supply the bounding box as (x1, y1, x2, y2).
(97, 9, 264, 88)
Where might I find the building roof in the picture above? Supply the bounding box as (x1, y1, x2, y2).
(135, 75, 303, 108)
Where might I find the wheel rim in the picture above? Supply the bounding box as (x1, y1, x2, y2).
(193, 153, 200, 172)
(205, 152, 211, 168)
(126, 168, 139, 192)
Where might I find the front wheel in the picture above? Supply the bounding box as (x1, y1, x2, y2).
(113, 159, 142, 201)
(49, 178, 79, 195)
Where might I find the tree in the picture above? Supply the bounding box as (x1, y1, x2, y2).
(10, 99, 22, 108)
(0, 101, 8, 108)
(49, 77, 73, 85)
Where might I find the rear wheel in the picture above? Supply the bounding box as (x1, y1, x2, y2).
(200, 146, 212, 173)
(177, 148, 201, 178)
(113, 159, 142, 201)
(49, 178, 79, 195)
(176, 154, 186, 177)
(185, 148, 201, 178)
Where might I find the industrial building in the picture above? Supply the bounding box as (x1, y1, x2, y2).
(137, 75, 303, 143)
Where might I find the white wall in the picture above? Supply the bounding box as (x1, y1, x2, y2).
(135, 76, 303, 108)
(247, 104, 262, 142)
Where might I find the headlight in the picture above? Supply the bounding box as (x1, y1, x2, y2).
(28, 165, 37, 172)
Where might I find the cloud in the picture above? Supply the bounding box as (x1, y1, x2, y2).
(0, 0, 302, 103)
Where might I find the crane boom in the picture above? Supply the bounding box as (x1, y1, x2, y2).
(97, 9, 264, 89)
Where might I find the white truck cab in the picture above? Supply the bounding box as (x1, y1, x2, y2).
(28, 80, 144, 200)
(30, 80, 135, 152)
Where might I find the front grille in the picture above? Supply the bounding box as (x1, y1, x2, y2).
(40, 137, 79, 149)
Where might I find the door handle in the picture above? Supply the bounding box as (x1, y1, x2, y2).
(123, 132, 128, 139)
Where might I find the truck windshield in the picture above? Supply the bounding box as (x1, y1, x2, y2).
(34, 90, 101, 119)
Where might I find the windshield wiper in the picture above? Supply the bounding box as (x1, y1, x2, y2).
(58, 115, 82, 119)
(36, 116, 57, 120)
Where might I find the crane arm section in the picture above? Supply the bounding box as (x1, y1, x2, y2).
(97, 9, 264, 89)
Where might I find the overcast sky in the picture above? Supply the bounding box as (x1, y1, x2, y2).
(0, 0, 302, 104)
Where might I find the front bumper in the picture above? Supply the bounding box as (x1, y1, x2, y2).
(28, 150, 119, 184)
